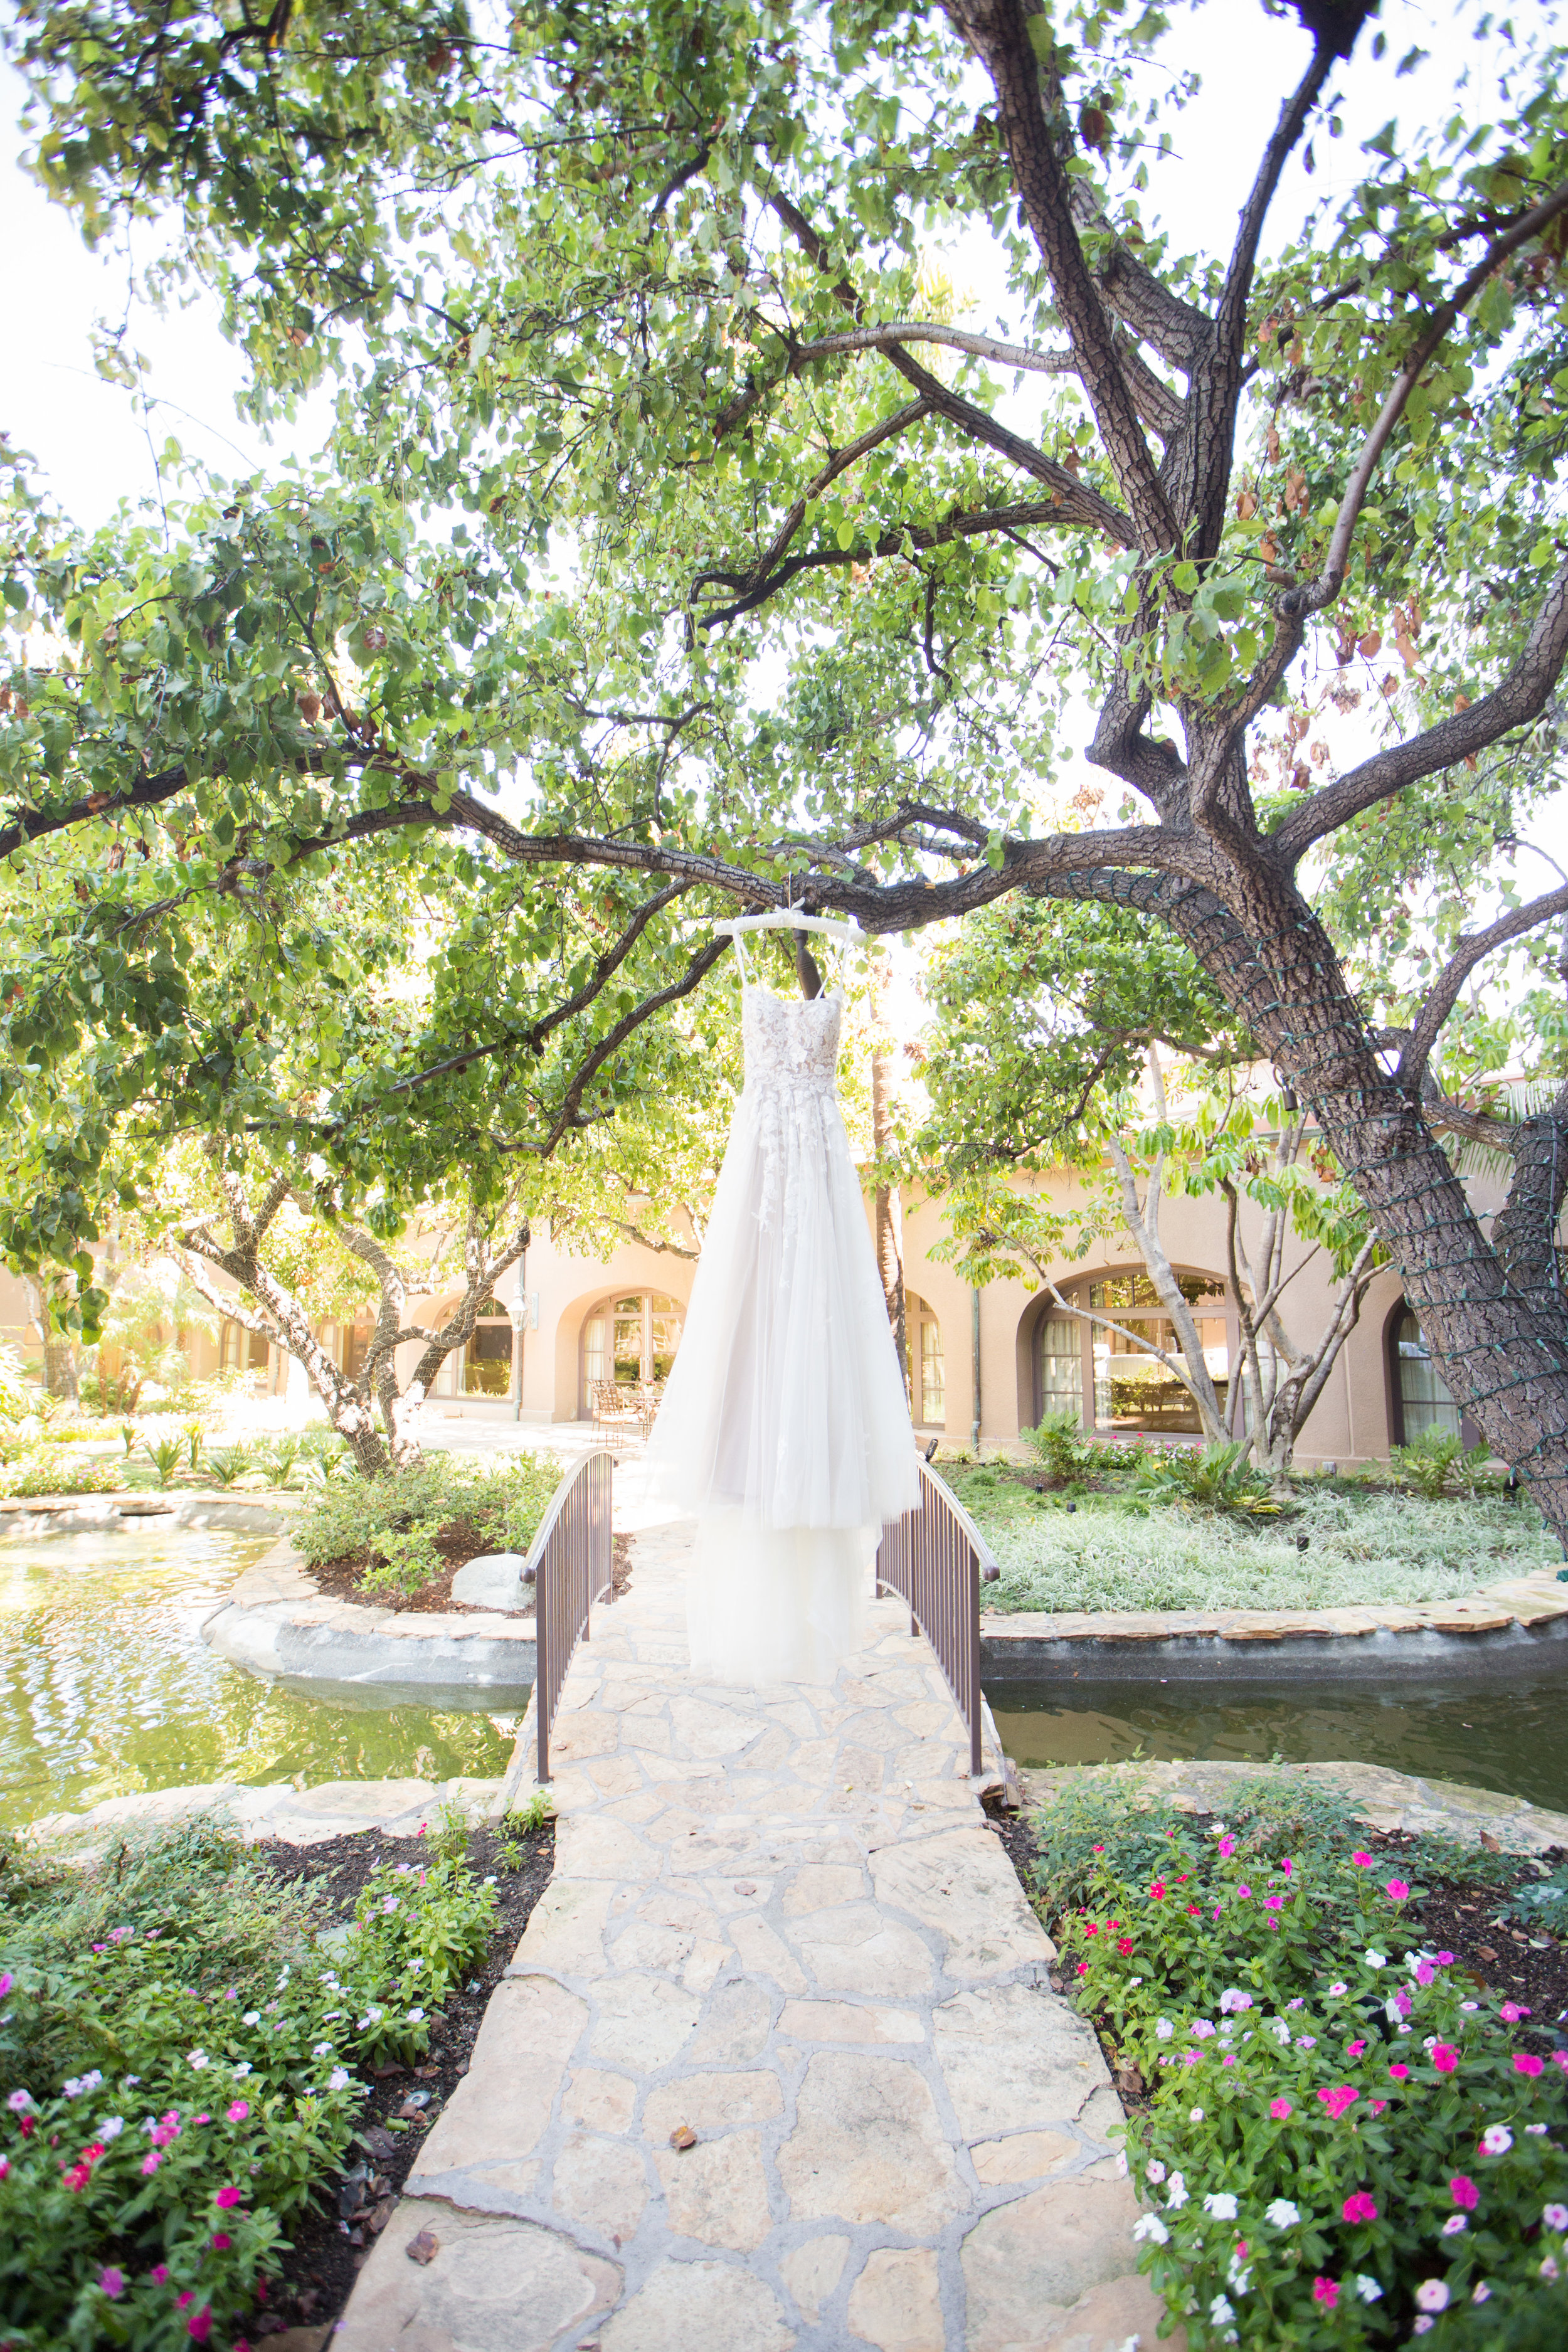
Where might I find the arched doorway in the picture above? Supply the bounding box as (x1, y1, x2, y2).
(909, 1291, 945, 1429)
(580, 1291, 684, 1417)
(460, 1298, 514, 1396)
(1388, 1305, 1462, 1443)
(1030, 1269, 1231, 1434)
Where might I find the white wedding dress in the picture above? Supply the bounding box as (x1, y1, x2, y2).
(644, 964, 919, 1684)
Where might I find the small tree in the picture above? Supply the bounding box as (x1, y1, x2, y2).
(170, 1149, 529, 1474)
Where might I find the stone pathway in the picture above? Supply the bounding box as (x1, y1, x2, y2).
(339, 1520, 1165, 2352)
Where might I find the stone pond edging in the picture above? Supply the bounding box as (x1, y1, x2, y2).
(20, 1771, 506, 1858)
(1015, 1756, 1568, 1856)
(200, 1530, 538, 1695)
(0, 1490, 295, 1537)
(981, 1567, 1568, 1683)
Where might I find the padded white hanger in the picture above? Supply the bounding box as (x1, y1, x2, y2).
(711, 910, 869, 948)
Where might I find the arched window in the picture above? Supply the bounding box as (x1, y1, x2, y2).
(1391, 1306, 1461, 1442)
(461, 1298, 514, 1396)
(1034, 1271, 1229, 1434)
(908, 1292, 945, 1428)
(580, 1292, 684, 1415)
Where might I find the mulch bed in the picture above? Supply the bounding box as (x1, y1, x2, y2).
(246, 1818, 557, 2339)
(303, 1526, 633, 1616)
(995, 1807, 1568, 2117)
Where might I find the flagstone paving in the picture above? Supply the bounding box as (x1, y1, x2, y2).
(337, 1520, 1170, 2352)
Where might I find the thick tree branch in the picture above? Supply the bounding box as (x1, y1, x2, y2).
(1399, 882, 1568, 1086)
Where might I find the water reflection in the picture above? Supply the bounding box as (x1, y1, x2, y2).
(986, 1678, 1568, 1814)
(0, 1525, 522, 1828)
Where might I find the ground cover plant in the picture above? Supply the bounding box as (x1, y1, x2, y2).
(293, 1451, 563, 1601)
(0, 1813, 500, 2351)
(949, 1454, 1559, 1614)
(1026, 1774, 1568, 2346)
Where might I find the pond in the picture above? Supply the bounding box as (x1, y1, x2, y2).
(0, 1523, 523, 1832)
(987, 1676, 1568, 1816)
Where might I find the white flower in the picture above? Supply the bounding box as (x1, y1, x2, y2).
(1209, 2296, 1236, 2326)
(1189, 2107, 1205, 2123)
(1115, 2153, 1128, 2177)
(99, 2117, 124, 2139)
(1442, 2215, 1468, 2237)
(1481, 2125, 1514, 2156)
(1353, 2275, 1383, 2304)
(357, 2006, 384, 2029)
(1364, 1949, 1387, 1971)
(1226, 2255, 1252, 2294)
(1218, 1989, 1252, 2014)
(1294, 2035, 1316, 2049)
(1544, 2204, 1568, 2232)
(1145, 2160, 1167, 2183)
(1211, 1821, 1227, 1836)
(1131, 2213, 1170, 2245)
(311, 2042, 332, 2058)
(1266, 2017, 1291, 2045)
(186, 2050, 208, 2070)
(1416, 2281, 1449, 2312)
(1527, 2123, 1549, 2136)
(1286, 1998, 1305, 2012)
(243, 2012, 260, 2027)
(1165, 2171, 1189, 2209)
(1204, 2193, 1239, 2220)
(1472, 2282, 1491, 2303)
(1264, 2198, 1300, 2228)
(482, 1875, 496, 1885)
(327, 2068, 351, 2092)
(1459, 2000, 1478, 2012)
(1543, 2255, 1562, 2284)
(63, 2070, 103, 2099)
(231, 2063, 253, 2079)
(1327, 1981, 1348, 1998)
(1128, 1977, 1143, 1989)
(406, 2008, 425, 2025)
(1154, 2018, 1174, 2042)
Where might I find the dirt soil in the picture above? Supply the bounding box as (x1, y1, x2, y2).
(999, 1809, 1568, 2119)
(245, 1818, 556, 2338)
(305, 1527, 633, 1616)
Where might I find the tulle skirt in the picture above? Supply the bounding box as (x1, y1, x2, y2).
(644, 1074, 918, 1683)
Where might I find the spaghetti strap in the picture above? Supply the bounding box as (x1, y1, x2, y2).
(731, 930, 755, 987)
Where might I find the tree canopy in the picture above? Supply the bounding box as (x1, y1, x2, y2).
(6, 0, 1568, 1519)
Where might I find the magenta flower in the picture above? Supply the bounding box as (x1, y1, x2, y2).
(211, 2232, 232, 2251)
(1515, 2053, 1544, 2078)
(1385, 1878, 1410, 1900)
(98, 2268, 125, 2299)
(151, 2265, 169, 2285)
(215, 2184, 243, 2209)
(1451, 2176, 1479, 2210)
(1431, 2045, 1459, 2074)
(1076, 1961, 1088, 1976)
(187, 2307, 213, 2343)
(1342, 2193, 1378, 2224)
(1218, 1835, 1236, 1857)
(1351, 1850, 1373, 1868)
(1317, 2085, 1359, 2119)
(1500, 2001, 1531, 2023)
(1313, 2278, 1340, 2307)
(1281, 1858, 1293, 1875)
(1236, 1883, 1253, 1900)
(1148, 1881, 1166, 1900)
(1264, 1895, 1283, 1911)
(0, 1972, 11, 2000)
(1269, 2097, 1292, 2119)
(226, 2100, 250, 2122)
(141, 2151, 162, 2175)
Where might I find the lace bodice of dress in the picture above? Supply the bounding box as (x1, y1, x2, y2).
(741, 983, 842, 1101)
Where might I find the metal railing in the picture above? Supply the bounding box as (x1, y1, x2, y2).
(523, 1449, 614, 1783)
(876, 1455, 1000, 1775)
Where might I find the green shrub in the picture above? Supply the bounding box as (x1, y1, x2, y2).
(1389, 1428, 1495, 1500)
(142, 1434, 186, 1489)
(295, 1452, 563, 1591)
(0, 1816, 497, 2349)
(1041, 1793, 1568, 2345)
(204, 1446, 252, 1488)
(1135, 1438, 1285, 1515)
(0, 1450, 122, 1499)
(256, 1438, 302, 1490)
(361, 1524, 444, 1594)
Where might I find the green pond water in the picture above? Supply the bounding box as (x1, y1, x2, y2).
(0, 1523, 522, 1831)
(987, 1677, 1568, 1816)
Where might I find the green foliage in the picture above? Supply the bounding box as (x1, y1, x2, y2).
(1135, 1439, 1286, 1517)
(255, 1437, 301, 1491)
(0, 1812, 495, 2349)
(0, 1449, 121, 1498)
(1389, 1429, 1495, 1500)
(140, 1434, 184, 1489)
(202, 1445, 252, 1488)
(1019, 1409, 1113, 1487)
(295, 1451, 562, 1593)
(1034, 1785, 1568, 2343)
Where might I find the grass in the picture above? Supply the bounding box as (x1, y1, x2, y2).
(947, 1461, 1562, 1614)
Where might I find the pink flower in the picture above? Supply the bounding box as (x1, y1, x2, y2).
(1264, 1895, 1283, 1910)
(211, 2232, 232, 2250)
(1414, 1961, 1435, 1986)
(1148, 1882, 1166, 1900)
(1415, 2280, 1449, 2313)
(1500, 2002, 1531, 2023)
(1218, 1835, 1236, 1857)
(215, 2184, 243, 2209)
(187, 2309, 213, 2343)
(1236, 1883, 1253, 1900)
(1431, 2045, 1459, 2073)
(1313, 2278, 1340, 2307)
(1076, 1961, 1088, 1977)
(151, 2265, 169, 2285)
(1343, 2193, 1377, 2224)
(1084, 1922, 1099, 1937)
(1281, 1858, 1293, 1875)
(177, 2294, 194, 2311)
(1347, 2041, 1367, 2058)
(1269, 2098, 1293, 2119)
(141, 2151, 162, 2175)
(226, 2100, 250, 2122)
(1317, 2085, 1359, 2119)
(1385, 1878, 1410, 1900)
(0, 1971, 11, 1999)
(1515, 2053, 1544, 2078)
(1221, 2053, 1237, 2067)
(1451, 2176, 1479, 2210)
(1093, 1845, 1105, 1854)
(1351, 1850, 1373, 1868)
(1435, 1951, 1453, 1966)
(98, 2269, 125, 2299)
(1116, 1936, 1133, 1955)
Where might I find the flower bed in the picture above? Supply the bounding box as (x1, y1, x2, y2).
(0, 1816, 499, 2349)
(1030, 1784, 1568, 2344)
(293, 1452, 562, 1603)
